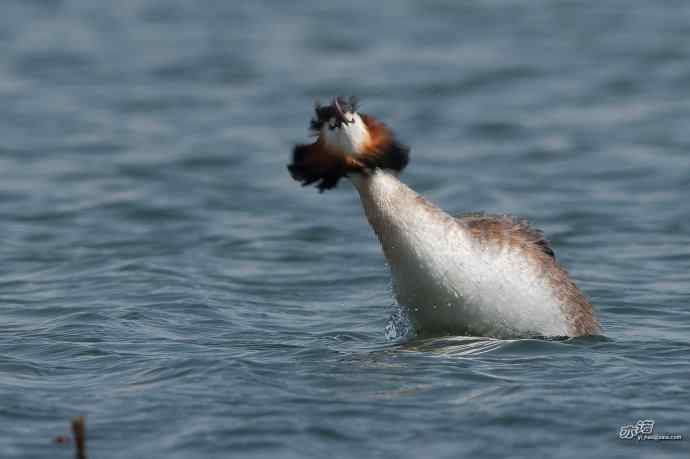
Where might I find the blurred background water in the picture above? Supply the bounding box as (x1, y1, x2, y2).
(1, 0, 689, 458)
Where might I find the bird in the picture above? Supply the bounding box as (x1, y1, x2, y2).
(288, 97, 600, 339)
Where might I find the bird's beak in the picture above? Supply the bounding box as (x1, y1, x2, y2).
(333, 98, 352, 126)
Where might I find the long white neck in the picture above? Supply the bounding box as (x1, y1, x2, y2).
(348, 170, 455, 268)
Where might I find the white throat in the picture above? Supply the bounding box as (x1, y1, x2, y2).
(322, 113, 370, 156)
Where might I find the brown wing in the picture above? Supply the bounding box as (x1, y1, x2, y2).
(455, 213, 555, 259)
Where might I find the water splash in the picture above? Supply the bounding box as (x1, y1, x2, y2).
(384, 304, 413, 341)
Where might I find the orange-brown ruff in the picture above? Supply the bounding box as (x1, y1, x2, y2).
(288, 97, 601, 338)
(289, 97, 409, 192)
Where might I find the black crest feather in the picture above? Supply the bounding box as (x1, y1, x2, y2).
(310, 96, 359, 132)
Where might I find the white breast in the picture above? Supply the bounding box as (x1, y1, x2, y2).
(350, 171, 572, 338)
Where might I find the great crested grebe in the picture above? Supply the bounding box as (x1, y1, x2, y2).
(288, 97, 601, 338)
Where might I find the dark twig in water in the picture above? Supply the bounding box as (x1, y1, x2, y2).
(71, 416, 87, 459)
